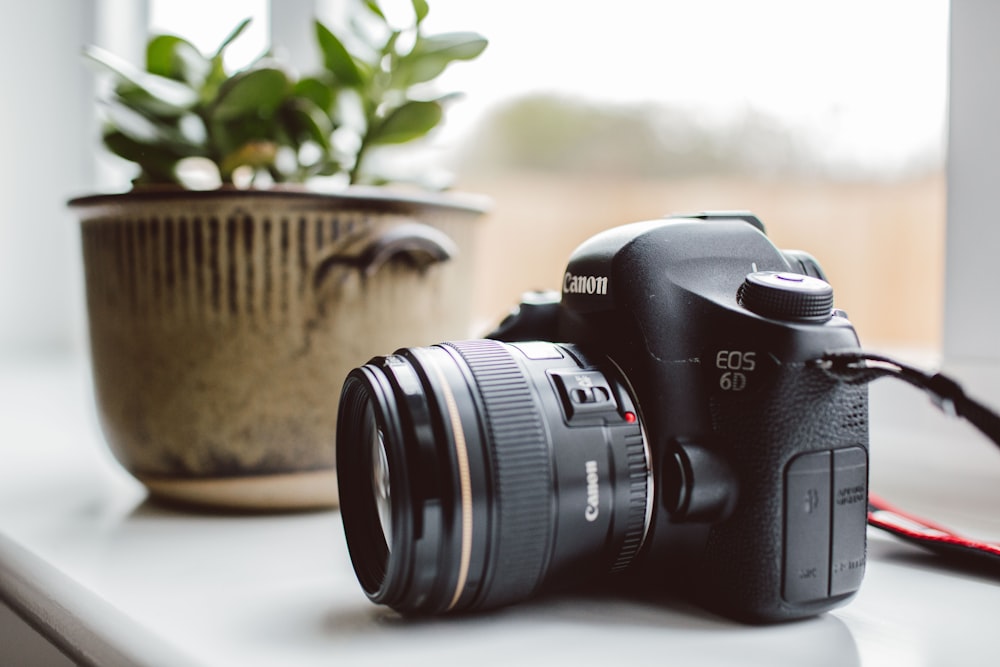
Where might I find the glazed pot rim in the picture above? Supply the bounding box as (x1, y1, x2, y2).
(68, 185, 491, 216)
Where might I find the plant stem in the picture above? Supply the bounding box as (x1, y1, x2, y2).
(349, 137, 369, 185)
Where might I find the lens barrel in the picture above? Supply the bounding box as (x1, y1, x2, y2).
(337, 340, 651, 614)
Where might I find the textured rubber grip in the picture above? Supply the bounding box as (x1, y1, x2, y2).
(444, 340, 553, 609)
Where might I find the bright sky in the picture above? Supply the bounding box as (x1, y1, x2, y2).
(150, 0, 949, 172)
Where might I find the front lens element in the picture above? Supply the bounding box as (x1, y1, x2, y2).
(371, 426, 392, 548)
(337, 340, 651, 615)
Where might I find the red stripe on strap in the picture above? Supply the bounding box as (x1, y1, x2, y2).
(868, 493, 1000, 561)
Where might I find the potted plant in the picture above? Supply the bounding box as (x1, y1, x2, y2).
(70, 1, 488, 511)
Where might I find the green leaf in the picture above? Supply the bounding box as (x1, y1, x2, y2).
(314, 161, 343, 177)
(85, 45, 198, 112)
(104, 101, 205, 154)
(281, 98, 333, 150)
(363, 0, 387, 21)
(104, 100, 168, 144)
(113, 81, 190, 119)
(385, 30, 402, 60)
(210, 111, 282, 159)
(213, 17, 252, 60)
(213, 68, 289, 121)
(315, 21, 363, 86)
(199, 55, 229, 105)
(415, 32, 489, 60)
(102, 129, 184, 183)
(369, 100, 442, 145)
(146, 35, 210, 87)
(397, 32, 487, 85)
(293, 76, 335, 112)
(412, 0, 429, 24)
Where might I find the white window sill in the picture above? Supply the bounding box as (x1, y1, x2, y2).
(1, 353, 998, 666)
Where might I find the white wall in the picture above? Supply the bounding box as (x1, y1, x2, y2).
(944, 0, 1000, 363)
(0, 1, 151, 358)
(0, 1, 98, 356)
(270, 0, 318, 75)
(0, 1, 287, 359)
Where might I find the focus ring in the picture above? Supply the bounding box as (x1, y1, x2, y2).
(445, 340, 552, 609)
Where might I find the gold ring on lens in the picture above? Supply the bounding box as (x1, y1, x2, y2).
(429, 361, 473, 611)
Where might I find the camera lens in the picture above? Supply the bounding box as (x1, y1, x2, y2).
(337, 340, 652, 614)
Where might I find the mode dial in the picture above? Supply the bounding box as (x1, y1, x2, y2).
(738, 271, 834, 323)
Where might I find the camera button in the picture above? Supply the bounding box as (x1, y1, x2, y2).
(570, 386, 610, 404)
(551, 370, 618, 424)
(739, 271, 834, 323)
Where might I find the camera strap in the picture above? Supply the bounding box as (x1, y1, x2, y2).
(812, 350, 1000, 570)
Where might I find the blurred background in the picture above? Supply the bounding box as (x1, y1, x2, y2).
(0, 0, 948, 357)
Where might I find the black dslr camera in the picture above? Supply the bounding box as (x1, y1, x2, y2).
(336, 212, 869, 623)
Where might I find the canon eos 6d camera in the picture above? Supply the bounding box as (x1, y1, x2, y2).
(336, 212, 869, 623)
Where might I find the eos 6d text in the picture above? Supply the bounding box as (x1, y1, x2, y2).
(716, 350, 756, 392)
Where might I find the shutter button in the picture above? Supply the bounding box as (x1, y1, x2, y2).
(738, 271, 834, 323)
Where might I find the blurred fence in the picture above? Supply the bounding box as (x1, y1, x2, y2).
(461, 171, 944, 348)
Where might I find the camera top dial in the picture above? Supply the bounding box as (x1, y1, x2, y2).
(737, 271, 835, 323)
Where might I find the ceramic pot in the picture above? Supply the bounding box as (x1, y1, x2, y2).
(69, 188, 486, 510)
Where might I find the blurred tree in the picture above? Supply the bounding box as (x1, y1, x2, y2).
(458, 94, 825, 179)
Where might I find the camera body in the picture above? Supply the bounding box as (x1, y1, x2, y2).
(337, 212, 869, 624)
(493, 213, 869, 622)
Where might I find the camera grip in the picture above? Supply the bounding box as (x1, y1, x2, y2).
(699, 364, 869, 622)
